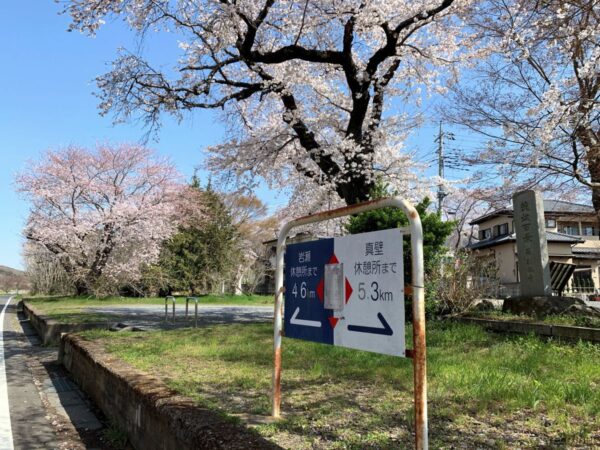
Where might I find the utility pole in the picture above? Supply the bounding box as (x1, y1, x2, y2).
(435, 122, 454, 215)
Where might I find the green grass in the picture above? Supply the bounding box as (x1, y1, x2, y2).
(468, 309, 600, 328)
(103, 421, 129, 449)
(80, 322, 600, 448)
(23, 294, 273, 323)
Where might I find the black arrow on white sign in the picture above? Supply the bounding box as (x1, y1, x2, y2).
(347, 312, 393, 336)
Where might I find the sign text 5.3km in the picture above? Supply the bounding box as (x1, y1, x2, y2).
(284, 228, 405, 357)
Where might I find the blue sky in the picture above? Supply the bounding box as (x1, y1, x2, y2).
(0, 2, 470, 270)
(0, 2, 228, 269)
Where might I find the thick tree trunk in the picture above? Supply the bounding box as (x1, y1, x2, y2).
(74, 279, 88, 296)
(576, 128, 600, 223)
(337, 175, 374, 205)
(591, 183, 600, 233)
(587, 146, 600, 227)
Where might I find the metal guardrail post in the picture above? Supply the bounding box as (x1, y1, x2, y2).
(165, 296, 176, 323)
(186, 297, 199, 327)
(165, 296, 175, 322)
(271, 196, 427, 449)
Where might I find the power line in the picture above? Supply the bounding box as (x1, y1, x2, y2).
(435, 122, 455, 215)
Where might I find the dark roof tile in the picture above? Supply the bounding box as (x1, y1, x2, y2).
(466, 231, 582, 250)
(470, 199, 594, 225)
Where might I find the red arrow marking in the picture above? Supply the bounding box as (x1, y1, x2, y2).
(328, 254, 339, 264)
(328, 317, 339, 329)
(316, 278, 324, 303)
(345, 277, 353, 303)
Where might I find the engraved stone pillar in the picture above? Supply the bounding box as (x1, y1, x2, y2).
(513, 190, 552, 297)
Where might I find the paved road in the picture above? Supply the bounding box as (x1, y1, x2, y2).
(1, 295, 57, 449)
(84, 304, 274, 330)
(0, 296, 104, 450)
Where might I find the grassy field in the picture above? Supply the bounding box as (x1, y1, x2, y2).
(80, 322, 600, 449)
(24, 294, 273, 323)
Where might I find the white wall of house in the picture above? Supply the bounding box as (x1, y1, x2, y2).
(547, 243, 575, 257)
(494, 243, 518, 284)
(473, 243, 518, 284)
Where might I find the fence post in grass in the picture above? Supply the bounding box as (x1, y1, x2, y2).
(165, 296, 175, 322)
(271, 196, 428, 449)
(186, 296, 199, 327)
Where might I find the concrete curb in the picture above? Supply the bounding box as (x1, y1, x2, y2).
(457, 317, 600, 342)
(59, 334, 281, 450)
(22, 301, 109, 345)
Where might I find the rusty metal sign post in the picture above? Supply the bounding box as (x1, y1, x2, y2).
(271, 196, 428, 449)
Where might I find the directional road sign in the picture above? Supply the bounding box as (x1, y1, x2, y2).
(284, 229, 405, 356)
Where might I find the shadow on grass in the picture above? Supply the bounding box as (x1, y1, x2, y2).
(86, 321, 600, 448)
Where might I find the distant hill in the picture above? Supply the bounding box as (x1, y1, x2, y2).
(0, 265, 25, 276)
(0, 265, 30, 291)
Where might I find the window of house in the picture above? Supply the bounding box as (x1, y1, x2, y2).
(572, 266, 594, 292)
(558, 221, 580, 235)
(493, 223, 509, 237)
(581, 223, 597, 236)
(498, 223, 508, 235)
(479, 228, 492, 240)
(545, 219, 556, 228)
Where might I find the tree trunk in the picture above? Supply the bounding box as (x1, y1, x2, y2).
(234, 265, 245, 296)
(588, 152, 600, 229)
(338, 174, 373, 205)
(74, 279, 88, 296)
(577, 129, 600, 224)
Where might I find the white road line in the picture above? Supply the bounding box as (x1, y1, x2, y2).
(0, 296, 14, 450)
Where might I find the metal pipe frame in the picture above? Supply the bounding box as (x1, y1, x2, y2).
(165, 296, 175, 322)
(165, 296, 176, 323)
(186, 296, 199, 327)
(271, 196, 428, 449)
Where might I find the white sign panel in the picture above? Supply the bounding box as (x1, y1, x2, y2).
(332, 229, 405, 356)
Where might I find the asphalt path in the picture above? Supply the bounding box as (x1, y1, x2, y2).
(84, 303, 274, 330)
(0, 295, 57, 449)
(0, 296, 108, 450)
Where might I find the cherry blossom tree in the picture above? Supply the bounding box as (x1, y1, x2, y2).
(63, 0, 470, 206)
(446, 0, 600, 215)
(442, 186, 496, 250)
(17, 145, 180, 295)
(23, 242, 71, 295)
(223, 193, 278, 294)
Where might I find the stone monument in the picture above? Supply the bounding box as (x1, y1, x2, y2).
(512, 190, 552, 297)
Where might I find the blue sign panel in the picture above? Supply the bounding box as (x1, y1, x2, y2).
(284, 238, 334, 344)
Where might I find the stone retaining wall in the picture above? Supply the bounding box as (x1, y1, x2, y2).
(458, 317, 600, 342)
(59, 334, 281, 450)
(22, 301, 109, 345)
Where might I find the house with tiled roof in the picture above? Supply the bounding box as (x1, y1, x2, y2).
(466, 200, 600, 297)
